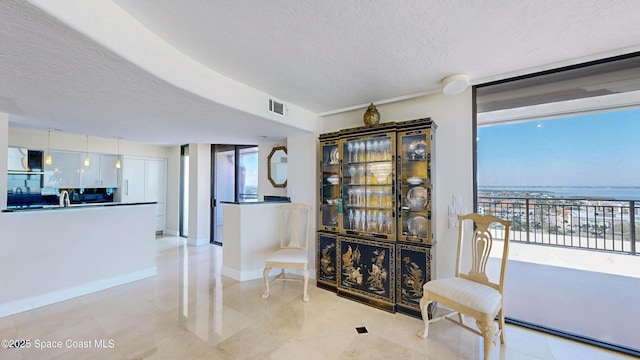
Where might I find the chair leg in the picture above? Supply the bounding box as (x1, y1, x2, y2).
(302, 268, 310, 302)
(476, 316, 495, 360)
(261, 267, 271, 300)
(417, 294, 432, 339)
(498, 308, 506, 344)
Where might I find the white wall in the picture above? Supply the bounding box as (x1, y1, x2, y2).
(286, 133, 318, 273)
(258, 140, 288, 200)
(319, 90, 473, 279)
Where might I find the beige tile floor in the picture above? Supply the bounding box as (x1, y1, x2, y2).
(0, 235, 635, 360)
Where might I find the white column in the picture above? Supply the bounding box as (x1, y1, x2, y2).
(287, 133, 318, 272)
(187, 143, 211, 246)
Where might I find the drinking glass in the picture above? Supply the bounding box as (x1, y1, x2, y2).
(348, 209, 354, 229)
(377, 211, 384, 232)
(385, 212, 391, 234)
(372, 140, 379, 160)
(357, 165, 365, 185)
(348, 166, 356, 183)
(358, 141, 366, 162)
(347, 142, 353, 163)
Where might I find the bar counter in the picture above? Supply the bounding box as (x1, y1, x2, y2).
(0, 202, 157, 317)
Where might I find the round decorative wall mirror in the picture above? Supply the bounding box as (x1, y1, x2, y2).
(267, 146, 287, 188)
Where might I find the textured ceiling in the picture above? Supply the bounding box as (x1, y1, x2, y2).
(1, 0, 640, 145)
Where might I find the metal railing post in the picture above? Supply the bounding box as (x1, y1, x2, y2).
(526, 198, 530, 243)
(630, 201, 636, 255)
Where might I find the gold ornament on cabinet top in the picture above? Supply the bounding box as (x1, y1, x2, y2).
(363, 103, 380, 126)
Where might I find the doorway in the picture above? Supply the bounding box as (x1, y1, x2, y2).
(179, 145, 189, 238)
(210, 145, 258, 245)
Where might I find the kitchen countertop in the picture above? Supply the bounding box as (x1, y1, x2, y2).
(2, 201, 157, 213)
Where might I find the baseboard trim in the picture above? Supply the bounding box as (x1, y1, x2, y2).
(0, 267, 157, 318)
(187, 237, 209, 246)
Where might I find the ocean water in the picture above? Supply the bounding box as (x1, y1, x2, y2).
(478, 186, 640, 200)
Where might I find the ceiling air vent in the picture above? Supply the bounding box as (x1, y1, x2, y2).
(268, 98, 288, 118)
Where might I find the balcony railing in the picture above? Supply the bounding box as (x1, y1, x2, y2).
(478, 196, 639, 255)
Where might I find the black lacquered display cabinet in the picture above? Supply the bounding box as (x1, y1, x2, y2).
(317, 118, 436, 316)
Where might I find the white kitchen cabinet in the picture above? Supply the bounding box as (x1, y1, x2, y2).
(98, 154, 119, 188)
(80, 153, 119, 188)
(121, 157, 166, 233)
(44, 151, 81, 188)
(79, 153, 100, 188)
(122, 158, 146, 203)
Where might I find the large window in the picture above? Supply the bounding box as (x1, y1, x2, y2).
(474, 53, 640, 356)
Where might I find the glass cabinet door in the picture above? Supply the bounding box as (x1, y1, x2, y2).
(319, 140, 341, 231)
(397, 129, 433, 244)
(341, 134, 396, 240)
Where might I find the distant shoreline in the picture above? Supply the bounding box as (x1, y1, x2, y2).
(478, 186, 640, 201)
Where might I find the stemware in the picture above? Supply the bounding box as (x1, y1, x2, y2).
(384, 138, 391, 160)
(366, 211, 373, 232)
(365, 140, 372, 161)
(384, 188, 391, 206)
(375, 188, 383, 207)
(365, 188, 372, 206)
(354, 188, 363, 206)
(357, 165, 365, 185)
(385, 212, 391, 234)
(377, 211, 385, 232)
(372, 140, 379, 161)
(348, 166, 356, 183)
(354, 210, 361, 231)
(348, 209, 354, 229)
(358, 141, 366, 162)
(347, 142, 353, 163)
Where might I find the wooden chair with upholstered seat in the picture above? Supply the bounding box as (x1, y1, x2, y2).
(261, 203, 312, 302)
(417, 213, 512, 359)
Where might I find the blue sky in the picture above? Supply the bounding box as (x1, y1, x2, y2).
(477, 107, 640, 187)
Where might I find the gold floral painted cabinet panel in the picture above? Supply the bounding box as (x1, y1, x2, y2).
(316, 232, 338, 291)
(396, 243, 432, 317)
(337, 236, 395, 312)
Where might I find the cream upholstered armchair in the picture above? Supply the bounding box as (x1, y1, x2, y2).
(261, 203, 312, 302)
(417, 213, 512, 359)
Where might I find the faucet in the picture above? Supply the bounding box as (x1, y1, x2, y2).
(59, 190, 70, 207)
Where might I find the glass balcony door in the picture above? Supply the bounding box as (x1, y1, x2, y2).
(210, 145, 258, 245)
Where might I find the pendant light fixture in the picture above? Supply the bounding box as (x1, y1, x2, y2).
(84, 135, 91, 167)
(45, 128, 52, 165)
(115, 137, 121, 169)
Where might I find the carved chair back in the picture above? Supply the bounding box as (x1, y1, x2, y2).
(455, 213, 512, 293)
(280, 203, 312, 250)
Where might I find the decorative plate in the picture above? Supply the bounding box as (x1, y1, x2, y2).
(330, 147, 339, 164)
(408, 216, 428, 237)
(407, 186, 428, 210)
(408, 140, 427, 160)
